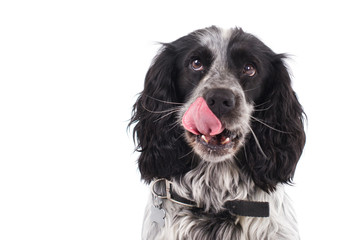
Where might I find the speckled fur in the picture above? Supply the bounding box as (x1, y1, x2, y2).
(131, 26, 306, 240)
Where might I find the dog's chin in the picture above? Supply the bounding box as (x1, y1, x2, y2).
(185, 129, 244, 163)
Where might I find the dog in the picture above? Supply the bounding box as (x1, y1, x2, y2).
(130, 26, 306, 240)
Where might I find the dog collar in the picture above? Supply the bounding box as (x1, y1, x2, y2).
(151, 178, 269, 217)
(151, 178, 198, 207)
(224, 200, 269, 218)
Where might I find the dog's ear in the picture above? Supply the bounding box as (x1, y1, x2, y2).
(242, 55, 306, 192)
(129, 45, 192, 183)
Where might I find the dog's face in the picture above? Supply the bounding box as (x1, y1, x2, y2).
(175, 28, 275, 162)
(131, 26, 305, 191)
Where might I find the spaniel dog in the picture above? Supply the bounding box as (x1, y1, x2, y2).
(130, 26, 306, 240)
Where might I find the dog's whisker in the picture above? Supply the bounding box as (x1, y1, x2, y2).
(174, 132, 185, 142)
(243, 144, 248, 162)
(168, 120, 179, 129)
(179, 149, 194, 159)
(144, 95, 183, 105)
(253, 104, 273, 112)
(245, 122, 268, 159)
(154, 108, 182, 122)
(244, 86, 261, 92)
(232, 153, 240, 162)
(168, 122, 181, 133)
(248, 115, 291, 134)
(142, 103, 182, 115)
(253, 100, 271, 108)
(185, 79, 198, 87)
(141, 102, 181, 114)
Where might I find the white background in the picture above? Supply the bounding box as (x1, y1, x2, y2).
(1, 0, 359, 239)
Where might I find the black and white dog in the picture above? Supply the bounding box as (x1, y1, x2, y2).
(130, 26, 306, 240)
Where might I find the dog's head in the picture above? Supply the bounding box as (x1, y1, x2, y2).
(130, 26, 305, 192)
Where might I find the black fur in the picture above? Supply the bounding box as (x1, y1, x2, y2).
(130, 41, 196, 182)
(129, 26, 306, 192)
(239, 55, 306, 192)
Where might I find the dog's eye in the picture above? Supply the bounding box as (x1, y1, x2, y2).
(243, 64, 256, 77)
(191, 59, 204, 71)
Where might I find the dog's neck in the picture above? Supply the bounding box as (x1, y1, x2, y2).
(173, 159, 256, 212)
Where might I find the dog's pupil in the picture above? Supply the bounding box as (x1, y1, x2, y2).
(192, 60, 202, 69)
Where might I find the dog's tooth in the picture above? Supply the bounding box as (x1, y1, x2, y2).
(201, 135, 209, 143)
(221, 137, 230, 145)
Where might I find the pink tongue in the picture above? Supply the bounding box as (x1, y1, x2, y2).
(182, 97, 224, 136)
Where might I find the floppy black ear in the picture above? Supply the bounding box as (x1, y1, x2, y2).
(241, 55, 306, 192)
(129, 45, 192, 183)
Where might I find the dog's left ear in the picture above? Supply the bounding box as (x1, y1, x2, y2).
(129, 44, 192, 183)
(242, 55, 306, 192)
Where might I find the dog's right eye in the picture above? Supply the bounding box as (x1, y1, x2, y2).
(243, 64, 256, 77)
(191, 59, 204, 71)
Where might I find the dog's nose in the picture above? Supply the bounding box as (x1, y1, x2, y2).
(205, 89, 236, 118)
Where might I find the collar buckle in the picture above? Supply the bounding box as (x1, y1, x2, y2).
(151, 178, 198, 208)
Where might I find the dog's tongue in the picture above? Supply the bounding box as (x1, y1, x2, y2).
(182, 97, 224, 136)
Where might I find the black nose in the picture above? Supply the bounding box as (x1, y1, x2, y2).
(204, 88, 236, 118)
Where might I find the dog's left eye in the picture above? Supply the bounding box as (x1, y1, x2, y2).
(243, 64, 256, 77)
(191, 59, 204, 71)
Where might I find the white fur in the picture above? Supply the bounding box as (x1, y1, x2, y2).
(142, 160, 299, 240)
(141, 27, 300, 240)
(178, 28, 254, 163)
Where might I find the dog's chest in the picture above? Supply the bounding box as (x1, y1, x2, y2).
(174, 161, 253, 211)
(169, 206, 243, 240)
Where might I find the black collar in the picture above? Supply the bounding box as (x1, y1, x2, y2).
(151, 178, 269, 218)
(224, 200, 269, 218)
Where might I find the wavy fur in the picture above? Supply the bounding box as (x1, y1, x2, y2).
(130, 26, 306, 240)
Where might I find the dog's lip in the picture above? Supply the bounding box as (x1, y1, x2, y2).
(190, 129, 240, 150)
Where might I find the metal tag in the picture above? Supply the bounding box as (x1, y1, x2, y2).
(150, 205, 166, 227)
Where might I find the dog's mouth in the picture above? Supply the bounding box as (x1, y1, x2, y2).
(196, 129, 240, 150)
(181, 97, 244, 161)
(184, 128, 242, 162)
(185, 129, 242, 162)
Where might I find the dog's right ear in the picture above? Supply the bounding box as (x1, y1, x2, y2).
(241, 55, 306, 192)
(129, 44, 192, 183)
